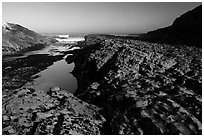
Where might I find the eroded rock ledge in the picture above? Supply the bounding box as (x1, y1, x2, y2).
(2, 86, 105, 135)
(72, 34, 202, 135)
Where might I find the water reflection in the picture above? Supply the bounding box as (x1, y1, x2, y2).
(33, 59, 77, 93)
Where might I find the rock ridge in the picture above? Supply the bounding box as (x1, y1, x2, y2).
(72, 34, 202, 135)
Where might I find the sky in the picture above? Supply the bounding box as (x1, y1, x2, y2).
(2, 2, 201, 34)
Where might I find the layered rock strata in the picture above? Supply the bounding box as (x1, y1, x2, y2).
(72, 35, 202, 135)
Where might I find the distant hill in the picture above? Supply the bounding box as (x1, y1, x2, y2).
(138, 5, 202, 48)
(2, 22, 56, 55)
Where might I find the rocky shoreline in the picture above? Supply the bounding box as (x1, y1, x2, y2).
(2, 34, 202, 135)
(2, 44, 106, 135)
(72, 34, 202, 134)
(2, 3, 202, 135)
(3, 54, 64, 90)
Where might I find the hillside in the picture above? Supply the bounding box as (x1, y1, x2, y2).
(138, 5, 202, 48)
(2, 22, 56, 55)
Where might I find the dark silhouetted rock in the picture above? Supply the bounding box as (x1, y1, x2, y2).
(138, 5, 202, 48)
(65, 55, 75, 64)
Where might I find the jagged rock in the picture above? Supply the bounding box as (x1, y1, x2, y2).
(73, 35, 202, 135)
(2, 86, 105, 135)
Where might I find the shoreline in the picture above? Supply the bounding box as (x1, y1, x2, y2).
(2, 41, 106, 135)
(2, 34, 202, 135)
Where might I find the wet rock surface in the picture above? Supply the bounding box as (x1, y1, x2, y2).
(2, 43, 107, 135)
(73, 34, 202, 135)
(2, 86, 105, 135)
(2, 54, 64, 92)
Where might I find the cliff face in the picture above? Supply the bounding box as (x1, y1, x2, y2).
(73, 35, 202, 134)
(138, 5, 202, 48)
(2, 23, 56, 55)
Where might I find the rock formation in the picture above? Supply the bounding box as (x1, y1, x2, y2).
(2, 22, 56, 56)
(72, 34, 202, 134)
(2, 45, 106, 135)
(2, 86, 105, 135)
(2, 5, 202, 135)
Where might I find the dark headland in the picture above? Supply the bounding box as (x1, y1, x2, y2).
(137, 5, 202, 48)
(2, 5, 202, 135)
